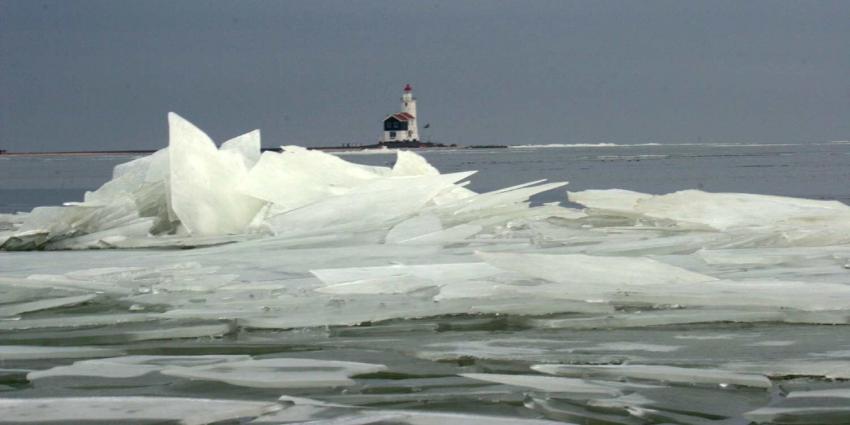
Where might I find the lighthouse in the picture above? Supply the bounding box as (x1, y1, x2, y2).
(381, 84, 420, 144)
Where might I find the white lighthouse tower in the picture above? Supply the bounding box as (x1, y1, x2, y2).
(381, 84, 420, 143)
(400, 84, 419, 140)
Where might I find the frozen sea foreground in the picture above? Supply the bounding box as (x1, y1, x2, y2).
(1, 114, 850, 424)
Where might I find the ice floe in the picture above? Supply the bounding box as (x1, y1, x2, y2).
(460, 373, 640, 395)
(723, 359, 850, 380)
(0, 397, 281, 424)
(27, 354, 386, 388)
(532, 364, 772, 389)
(254, 396, 566, 424)
(160, 357, 387, 388)
(0, 345, 123, 360)
(745, 406, 850, 424)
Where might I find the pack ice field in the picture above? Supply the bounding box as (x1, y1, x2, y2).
(1, 114, 849, 424)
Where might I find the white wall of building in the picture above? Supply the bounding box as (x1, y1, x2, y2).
(401, 91, 419, 141)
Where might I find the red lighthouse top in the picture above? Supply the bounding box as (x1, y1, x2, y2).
(404, 84, 412, 92)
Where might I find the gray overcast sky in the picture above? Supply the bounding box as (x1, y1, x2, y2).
(1, 0, 849, 151)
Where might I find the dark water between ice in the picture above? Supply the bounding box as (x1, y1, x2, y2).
(2, 143, 850, 424)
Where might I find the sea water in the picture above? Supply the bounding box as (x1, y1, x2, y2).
(1, 143, 850, 424)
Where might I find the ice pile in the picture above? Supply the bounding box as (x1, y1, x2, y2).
(0, 113, 563, 250)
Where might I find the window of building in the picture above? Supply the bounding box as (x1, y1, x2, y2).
(389, 131, 396, 139)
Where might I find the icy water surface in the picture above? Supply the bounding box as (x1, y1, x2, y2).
(4, 141, 850, 212)
(2, 139, 850, 424)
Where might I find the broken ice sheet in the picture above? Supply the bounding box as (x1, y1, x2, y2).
(315, 385, 526, 408)
(0, 313, 162, 331)
(472, 250, 850, 311)
(0, 345, 123, 360)
(526, 396, 644, 425)
(311, 262, 502, 285)
(254, 395, 565, 425)
(524, 308, 787, 329)
(0, 397, 281, 425)
(602, 279, 850, 311)
(384, 213, 486, 246)
(313, 274, 437, 295)
(572, 342, 682, 353)
(42, 218, 158, 250)
(415, 339, 554, 363)
(542, 385, 765, 423)
(0, 293, 97, 317)
(745, 406, 850, 425)
(301, 411, 566, 425)
(28, 355, 249, 381)
(477, 251, 718, 288)
(168, 112, 265, 236)
(26, 262, 240, 295)
(723, 359, 850, 380)
(440, 180, 567, 216)
(384, 213, 443, 243)
(589, 384, 771, 422)
(396, 223, 484, 245)
(391, 149, 441, 176)
(696, 245, 850, 267)
(237, 145, 387, 211)
(311, 262, 503, 295)
(570, 188, 850, 233)
(161, 357, 387, 388)
(460, 373, 642, 396)
(787, 388, 850, 399)
(0, 318, 232, 346)
(532, 364, 772, 389)
(249, 396, 361, 423)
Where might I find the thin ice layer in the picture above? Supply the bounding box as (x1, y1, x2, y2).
(744, 406, 850, 424)
(161, 358, 387, 388)
(0, 294, 97, 317)
(723, 359, 850, 380)
(0, 397, 281, 424)
(0, 345, 123, 360)
(532, 364, 772, 389)
(570, 189, 850, 232)
(28, 355, 251, 380)
(477, 252, 717, 287)
(253, 396, 566, 425)
(460, 373, 629, 395)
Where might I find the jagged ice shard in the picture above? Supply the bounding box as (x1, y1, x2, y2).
(2, 113, 850, 424)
